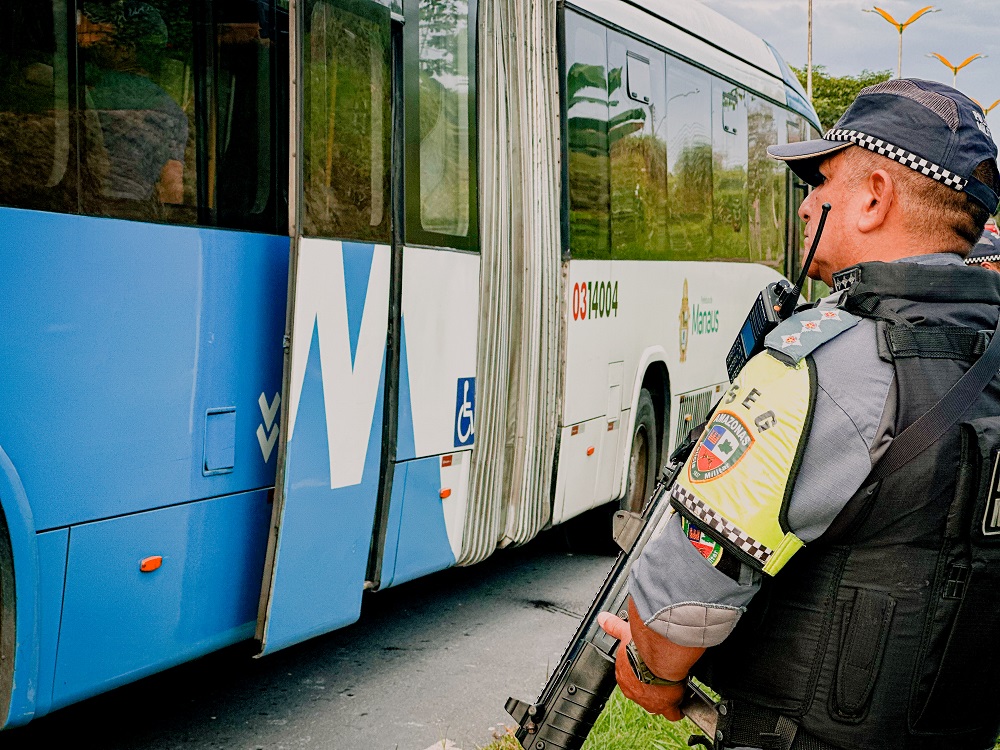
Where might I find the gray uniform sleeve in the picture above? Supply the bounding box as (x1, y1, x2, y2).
(630, 511, 760, 647)
(629, 314, 895, 647)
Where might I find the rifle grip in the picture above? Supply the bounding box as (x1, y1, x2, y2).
(514, 642, 618, 750)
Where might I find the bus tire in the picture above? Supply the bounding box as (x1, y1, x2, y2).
(622, 388, 659, 515)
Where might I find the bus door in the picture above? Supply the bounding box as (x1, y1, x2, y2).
(370, 0, 479, 590)
(257, 0, 400, 655)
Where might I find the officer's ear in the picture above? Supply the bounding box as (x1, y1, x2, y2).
(856, 168, 895, 234)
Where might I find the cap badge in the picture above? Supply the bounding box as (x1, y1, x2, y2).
(975, 110, 992, 138)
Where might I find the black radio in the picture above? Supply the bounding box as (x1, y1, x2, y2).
(724, 202, 832, 382)
(725, 278, 791, 381)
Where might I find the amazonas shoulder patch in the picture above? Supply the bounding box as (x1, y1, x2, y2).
(671, 351, 813, 576)
(691, 411, 754, 482)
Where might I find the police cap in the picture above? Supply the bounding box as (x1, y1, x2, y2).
(965, 231, 1000, 266)
(767, 78, 1000, 214)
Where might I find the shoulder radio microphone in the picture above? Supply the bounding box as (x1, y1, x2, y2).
(724, 202, 832, 381)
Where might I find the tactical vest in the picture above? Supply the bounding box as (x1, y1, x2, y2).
(697, 261, 1000, 750)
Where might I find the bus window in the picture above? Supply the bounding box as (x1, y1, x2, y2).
(712, 79, 748, 261)
(786, 111, 808, 144)
(77, 0, 199, 224)
(302, 0, 391, 242)
(748, 95, 785, 270)
(415, 0, 471, 239)
(213, 0, 288, 234)
(0, 1, 76, 214)
(665, 58, 711, 260)
(608, 33, 666, 259)
(565, 11, 610, 259)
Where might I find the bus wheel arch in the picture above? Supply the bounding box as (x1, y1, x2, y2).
(0, 498, 16, 726)
(0, 447, 40, 729)
(621, 362, 670, 514)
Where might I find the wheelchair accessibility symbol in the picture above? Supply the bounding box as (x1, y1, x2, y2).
(454, 377, 476, 447)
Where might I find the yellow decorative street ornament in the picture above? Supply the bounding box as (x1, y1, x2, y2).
(972, 98, 1000, 119)
(864, 5, 939, 78)
(927, 52, 987, 89)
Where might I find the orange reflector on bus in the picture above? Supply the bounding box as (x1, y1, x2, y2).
(607, 421, 615, 431)
(440, 488, 452, 499)
(140, 556, 163, 573)
(571, 425, 580, 436)
(586, 446, 595, 456)
(442, 454, 453, 467)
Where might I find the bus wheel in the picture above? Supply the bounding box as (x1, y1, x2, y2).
(622, 389, 659, 515)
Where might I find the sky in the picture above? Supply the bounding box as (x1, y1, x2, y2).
(698, 0, 1000, 118)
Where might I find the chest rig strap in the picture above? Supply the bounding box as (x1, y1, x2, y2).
(866, 314, 1000, 485)
(715, 701, 842, 750)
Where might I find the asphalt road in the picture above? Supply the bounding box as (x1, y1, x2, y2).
(3, 525, 615, 750)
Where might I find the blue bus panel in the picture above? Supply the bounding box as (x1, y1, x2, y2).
(52, 490, 271, 709)
(0, 208, 289, 725)
(0, 209, 289, 532)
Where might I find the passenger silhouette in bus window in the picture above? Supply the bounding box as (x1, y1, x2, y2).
(79, 1, 188, 218)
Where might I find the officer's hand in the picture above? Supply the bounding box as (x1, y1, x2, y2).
(597, 611, 686, 721)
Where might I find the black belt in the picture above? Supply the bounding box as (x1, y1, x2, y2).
(715, 700, 842, 750)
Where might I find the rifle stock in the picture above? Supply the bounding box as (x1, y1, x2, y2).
(506, 450, 716, 750)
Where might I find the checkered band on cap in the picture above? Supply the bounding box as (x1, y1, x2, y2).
(670, 484, 773, 568)
(823, 128, 968, 192)
(966, 253, 1000, 265)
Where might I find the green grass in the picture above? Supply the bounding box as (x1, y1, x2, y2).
(480, 688, 704, 750)
(481, 688, 1000, 750)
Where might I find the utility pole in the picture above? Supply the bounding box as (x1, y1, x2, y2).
(807, 0, 813, 101)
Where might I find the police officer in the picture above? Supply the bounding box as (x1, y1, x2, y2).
(965, 230, 1000, 272)
(599, 79, 1000, 750)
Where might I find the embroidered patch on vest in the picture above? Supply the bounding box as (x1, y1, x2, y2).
(690, 411, 755, 482)
(681, 516, 723, 566)
(984, 452, 1000, 536)
(764, 307, 860, 364)
(832, 266, 861, 291)
(672, 484, 775, 568)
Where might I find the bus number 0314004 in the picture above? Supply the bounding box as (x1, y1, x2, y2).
(572, 280, 619, 321)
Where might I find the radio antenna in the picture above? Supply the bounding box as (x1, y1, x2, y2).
(779, 202, 831, 319)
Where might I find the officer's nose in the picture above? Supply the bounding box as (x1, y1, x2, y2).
(798, 197, 811, 225)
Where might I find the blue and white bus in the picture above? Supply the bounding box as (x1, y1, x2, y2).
(0, 0, 819, 728)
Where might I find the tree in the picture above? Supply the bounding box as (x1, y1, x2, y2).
(790, 65, 892, 131)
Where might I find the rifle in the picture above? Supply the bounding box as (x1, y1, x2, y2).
(505, 204, 833, 750)
(504, 437, 721, 750)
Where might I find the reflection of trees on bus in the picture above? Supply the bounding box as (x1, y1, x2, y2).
(567, 61, 611, 256)
(748, 99, 785, 269)
(417, 0, 469, 237)
(669, 140, 712, 258)
(302, 0, 390, 241)
(711, 85, 748, 262)
(567, 60, 668, 258)
(563, 32, 807, 269)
